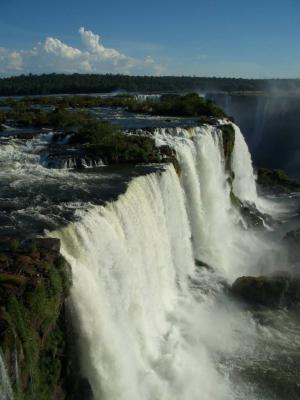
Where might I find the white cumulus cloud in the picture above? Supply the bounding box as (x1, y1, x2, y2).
(0, 27, 163, 76)
(79, 27, 124, 61)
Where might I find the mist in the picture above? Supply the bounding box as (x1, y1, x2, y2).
(206, 86, 300, 180)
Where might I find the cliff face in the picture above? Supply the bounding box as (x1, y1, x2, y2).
(0, 238, 71, 400)
(207, 93, 300, 180)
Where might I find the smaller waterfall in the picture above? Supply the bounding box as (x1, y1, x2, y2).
(152, 123, 267, 279)
(0, 353, 13, 400)
(231, 124, 258, 204)
(134, 94, 161, 102)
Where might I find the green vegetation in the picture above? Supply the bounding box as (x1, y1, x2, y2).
(0, 93, 232, 170)
(1, 101, 182, 166)
(0, 93, 227, 127)
(0, 73, 300, 96)
(69, 116, 120, 145)
(257, 168, 300, 192)
(0, 94, 229, 167)
(128, 93, 227, 118)
(0, 94, 134, 109)
(0, 239, 71, 400)
(0, 101, 121, 139)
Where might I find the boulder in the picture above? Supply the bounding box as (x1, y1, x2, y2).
(231, 272, 300, 308)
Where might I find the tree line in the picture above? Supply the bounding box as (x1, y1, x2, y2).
(0, 73, 300, 96)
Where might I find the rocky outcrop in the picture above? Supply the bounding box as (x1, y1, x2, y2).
(231, 272, 300, 308)
(257, 168, 300, 194)
(45, 135, 182, 175)
(220, 124, 235, 171)
(45, 151, 104, 169)
(0, 237, 72, 400)
(230, 191, 273, 229)
(239, 202, 273, 229)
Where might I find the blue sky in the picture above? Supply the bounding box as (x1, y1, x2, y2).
(0, 0, 299, 77)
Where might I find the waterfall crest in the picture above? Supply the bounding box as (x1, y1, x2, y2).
(53, 122, 263, 400)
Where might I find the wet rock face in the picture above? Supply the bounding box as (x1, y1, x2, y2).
(230, 192, 273, 230)
(239, 203, 267, 229)
(231, 273, 300, 308)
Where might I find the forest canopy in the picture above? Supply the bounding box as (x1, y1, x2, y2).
(0, 73, 300, 96)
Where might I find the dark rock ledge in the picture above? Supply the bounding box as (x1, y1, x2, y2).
(231, 272, 300, 309)
(257, 168, 300, 194)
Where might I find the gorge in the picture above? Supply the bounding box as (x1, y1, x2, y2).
(208, 92, 300, 180)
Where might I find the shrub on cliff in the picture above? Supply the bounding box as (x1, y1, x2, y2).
(257, 168, 300, 192)
(8, 106, 49, 127)
(70, 117, 120, 145)
(138, 93, 228, 118)
(0, 239, 71, 399)
(89, 134, 158, 164)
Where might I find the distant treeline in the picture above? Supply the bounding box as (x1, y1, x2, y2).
(0, 73, 300, 96)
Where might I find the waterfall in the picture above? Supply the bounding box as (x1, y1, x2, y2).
(0, 353, 13, 400)
(152, 124, 261, 276)
(52, 122, 266, 400)
(231, 124, 258, 204)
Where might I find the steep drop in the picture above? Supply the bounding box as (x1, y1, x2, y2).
(52, 123, 294, 400)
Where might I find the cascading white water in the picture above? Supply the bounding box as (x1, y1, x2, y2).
(53, 165, 237, 400)
(0, 353, 13, 400)
(231, 124, 258, 204)
(134, 94, 161, 102)
(227, 124, 284, 216)
(152, 124, 264, 277)
(52, 122, 276, 399)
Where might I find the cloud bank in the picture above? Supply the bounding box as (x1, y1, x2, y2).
(0, 27, 163, 76)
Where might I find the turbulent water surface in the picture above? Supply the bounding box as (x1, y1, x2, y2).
(1, 114, 300, 399)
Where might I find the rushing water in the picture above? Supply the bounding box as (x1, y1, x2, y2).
(0, 118, 299, 399)
(49, 123, 300, 399)
(0, 353, 13, 400)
